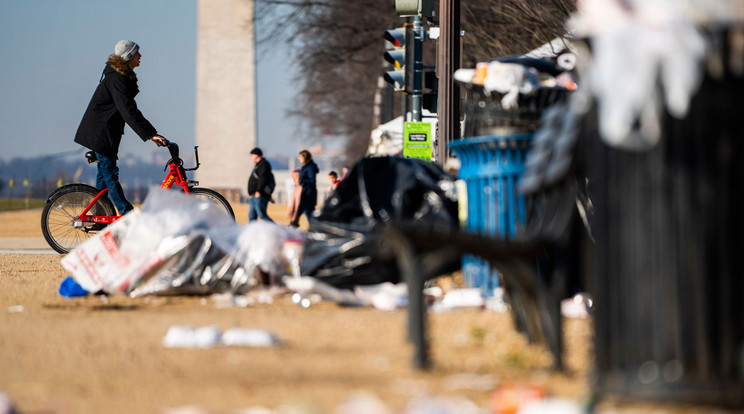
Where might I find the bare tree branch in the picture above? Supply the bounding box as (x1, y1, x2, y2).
(254, 0, 576, 163)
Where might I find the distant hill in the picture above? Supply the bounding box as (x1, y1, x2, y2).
(0, 151, 184, 199)
(0, 152, 299, 200)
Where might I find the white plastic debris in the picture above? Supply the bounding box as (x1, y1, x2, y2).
(62, 188, 303, 297)
(560, 293, 594, 319)
(211, 291, 276, 308)
(283, 275, 362, 307)
(483, 61, 540, 109)
(438, 288, 485, 309)
(60, 209, 143, 293)
(517, 397, 583, 414)
(569, 0, 707, 150)
(162, 325, 222, 349)
(354, 283, 408, 311)
(162, 325, 281, 348)
(221, 328, 281, 347)
(6, 305, 23, 314)
(484, 287, 510, 312)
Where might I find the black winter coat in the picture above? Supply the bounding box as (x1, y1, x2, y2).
(298, 160, 320, 210)
(247, 158, 273, 196)
(74, 64, 158, 159)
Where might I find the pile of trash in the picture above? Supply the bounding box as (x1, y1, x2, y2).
(57, 162, 595, 319)
(301, 156, 460, 290)
(61, 188, 305, 297)
(55, 180, 463, 309)
(454, 47, 579, 137)
(60, 157, 461, 302)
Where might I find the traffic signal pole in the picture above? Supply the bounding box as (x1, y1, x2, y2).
(411, 16, 424, 122)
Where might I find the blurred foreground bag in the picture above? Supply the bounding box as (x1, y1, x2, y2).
(300, 157, 459, 290)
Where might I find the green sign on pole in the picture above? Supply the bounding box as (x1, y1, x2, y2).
(403, 122, 432, 161)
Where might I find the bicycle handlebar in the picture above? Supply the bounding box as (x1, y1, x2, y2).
(194, 145, 200, 169)
(167, 142, 180, 160)
(162, 141, 201, 171)
(188, 146, 201, 171)
(166, 142, 180, 160)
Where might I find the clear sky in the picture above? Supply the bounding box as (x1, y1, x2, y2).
(0, 0, 298, 163)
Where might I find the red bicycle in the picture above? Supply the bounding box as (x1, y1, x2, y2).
(41, 142, 235, 254)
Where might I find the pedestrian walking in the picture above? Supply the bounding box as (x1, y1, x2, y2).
(287, 169, 302, 225)
(291, 149, 319, 227)
(74, 40, 168, 215)
(247, 147, 275, 222)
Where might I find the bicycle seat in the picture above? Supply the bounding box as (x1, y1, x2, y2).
(85, 151, 98, 164)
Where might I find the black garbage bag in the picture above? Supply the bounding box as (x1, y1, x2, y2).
(300, 156, 459, 290)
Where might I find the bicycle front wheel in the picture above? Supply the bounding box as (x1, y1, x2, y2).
(188, 187, 235, 220)
(41, 184, 117, 254)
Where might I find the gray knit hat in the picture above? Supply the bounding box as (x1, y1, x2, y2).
(114, 40, 139, 61)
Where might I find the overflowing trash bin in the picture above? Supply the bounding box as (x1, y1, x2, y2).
(452, 53, 575, 296)
(449, 134, 532, 294)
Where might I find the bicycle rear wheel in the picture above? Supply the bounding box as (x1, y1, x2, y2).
(41, 184, 117, 254)
(188, 187, 235, 220)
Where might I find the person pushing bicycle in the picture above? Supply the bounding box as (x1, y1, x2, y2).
(74, 40, 168, 215)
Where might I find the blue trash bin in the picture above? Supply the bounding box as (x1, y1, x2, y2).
(449, 133, 533, 296)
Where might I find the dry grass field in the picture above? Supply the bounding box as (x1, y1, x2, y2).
(0, 203, 734, 413)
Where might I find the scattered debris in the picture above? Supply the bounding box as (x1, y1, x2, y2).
(433, 288, 485, 310)
(560, 293, 593, 319)
(58, 276, 89, 298)
(162, 325, 281, 349)
(6, 305, 23, 314)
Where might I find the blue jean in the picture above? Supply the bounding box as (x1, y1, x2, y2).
(95, 152, 133, 215)
(248, 195, 274, 222)
(296, 187, 316, 225)
(297, 204, 314, 224)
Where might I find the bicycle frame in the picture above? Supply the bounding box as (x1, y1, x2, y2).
(74, 143, 200, 227)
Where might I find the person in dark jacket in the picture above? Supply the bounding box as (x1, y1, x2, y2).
(247, 147, 274, 222)
(291, 149, 319, 227)
(74, 40, 167, 215)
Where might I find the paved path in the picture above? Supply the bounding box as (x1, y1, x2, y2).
(0, 237, 57, 254)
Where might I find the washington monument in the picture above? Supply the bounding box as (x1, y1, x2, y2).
(195, 0, 256, 200)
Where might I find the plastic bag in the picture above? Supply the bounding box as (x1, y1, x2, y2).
(570, 0, 706, 149)
(300, 157, 459, 290)
(63, 187, 303, 296)
(130, 221, 304, 297)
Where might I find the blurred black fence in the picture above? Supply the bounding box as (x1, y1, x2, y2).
(585, 27, 744, 407)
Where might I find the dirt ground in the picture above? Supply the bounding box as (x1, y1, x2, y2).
(0, 204, 735, 413)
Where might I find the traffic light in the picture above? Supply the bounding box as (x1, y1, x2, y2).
(382, 18, 428, 120)
(383, 27, 409, 92)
